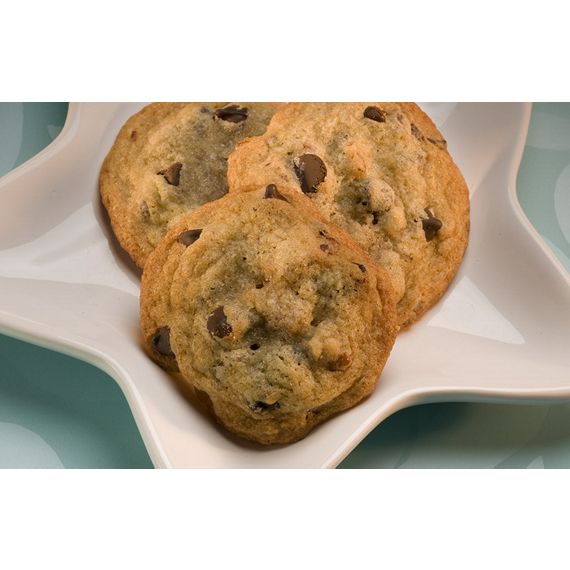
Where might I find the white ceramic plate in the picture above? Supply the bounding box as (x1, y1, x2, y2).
(0, 103, 568, 468)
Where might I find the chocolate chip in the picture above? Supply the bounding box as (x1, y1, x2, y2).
(411, 124, 425, 141)
(130, 130, 138, 141)
(293, 154, 327, 194)
(319, 229, 339, 252)
(207, 306, 232, 338)
(372, 211, 380, 225)
(251, 401, 281, 412)
(427, 137, 447, 149)
(263, 184, 288, 202)
(422, 217, 442, 240)
(158, 162, 183, 186)
(328, 352, 351, 371)
(214, 105, 248, 123)
(178, 229, 202, 246)
(255, 283, 264, 289)
(422, 209, 443, 241)
(152, 326, 174, 357)
(353, 263, 366, 273)
(363, 106, 386, 123)
(249, 343, 260, 350)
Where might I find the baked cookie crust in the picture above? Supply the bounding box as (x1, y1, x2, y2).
(140, 186, 397, 444)
(99, 102, 281, 267)
(227, 103, 470, 327)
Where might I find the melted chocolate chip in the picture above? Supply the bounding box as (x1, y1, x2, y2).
(353, 263, 367, 273)
(178, 229, 202, 246)
(251, 401, 281, 412)
(263, 184, 288, 202)
(328, 352, 351, 371)
(363, 106, 386, 123)
(411, 124, 425, 141)
(318, 229, 339, 249)
(293, 154, 327, 194)
(214, 105, 248, 123)
(422, 209, 443, 241)
(207, 306, 233, 338)
(158, 162, 183, 186)
(427, 137, 447, 149)
(152, 326, 174, 357)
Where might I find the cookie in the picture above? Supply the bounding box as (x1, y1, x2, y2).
(227, 103, 470, 327)
(99, 102, 281, 267)
(140, 185, 397, 445)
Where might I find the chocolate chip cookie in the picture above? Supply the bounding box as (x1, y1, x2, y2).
(140, 186, 397, 445)
(227, 103, 470, 327)
(99, 102, 281, 267)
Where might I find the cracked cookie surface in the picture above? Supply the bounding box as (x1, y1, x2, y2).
(227, 103, 470, 327)
(99, 102, 281, 267)
(140, 186, 397, 444)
